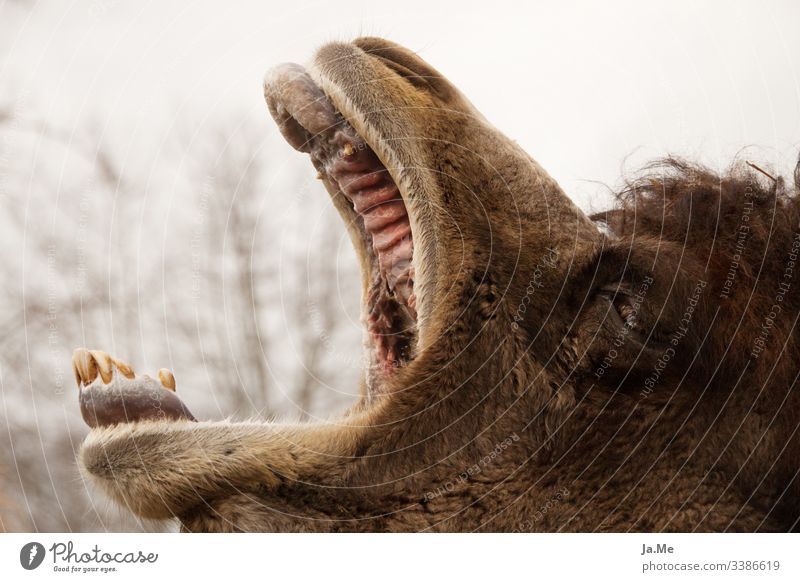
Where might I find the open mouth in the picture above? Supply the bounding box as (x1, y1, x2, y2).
(265, 64, 417, 395)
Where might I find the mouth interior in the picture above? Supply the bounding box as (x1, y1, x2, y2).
(267, 65, 417, 389)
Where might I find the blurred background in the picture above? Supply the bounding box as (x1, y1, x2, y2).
(0, 0, 798, 532)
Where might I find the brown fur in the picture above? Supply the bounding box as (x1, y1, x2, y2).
(587, 158, 800, 528)
(79, 38, 799, 532)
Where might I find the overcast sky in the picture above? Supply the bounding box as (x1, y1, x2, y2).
(2, 0, 799, 210)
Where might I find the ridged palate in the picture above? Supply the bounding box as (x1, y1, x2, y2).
(265, 63, 417, 376)
(328, 138, 413, 293)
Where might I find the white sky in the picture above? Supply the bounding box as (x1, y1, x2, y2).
(2, 0, 800, 210)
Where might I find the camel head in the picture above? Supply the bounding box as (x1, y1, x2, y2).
(77, 37, 800, 532)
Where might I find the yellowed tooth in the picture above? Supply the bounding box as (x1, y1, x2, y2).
(342, 142, 354, 157)
(72, 348, 98, 387)
(111, 357, 135, 379)
(158, 368, 176, 391)
(90, 350, 113, 383)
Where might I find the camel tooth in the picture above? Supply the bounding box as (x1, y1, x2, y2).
(111, 357, 135, 379)
(90, 350, 114, 384)
(158, 368, 176, 391)
(72, 348, 98, 387)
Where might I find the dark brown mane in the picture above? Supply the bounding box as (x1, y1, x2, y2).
(598, 156, 800, 374)
(603, 156, 800, 262)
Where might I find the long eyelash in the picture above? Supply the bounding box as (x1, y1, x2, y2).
(618, 301, 638, 329)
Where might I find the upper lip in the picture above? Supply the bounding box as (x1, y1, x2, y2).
(264, 57, 419, 388)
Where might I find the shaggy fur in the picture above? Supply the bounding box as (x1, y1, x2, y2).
(79, 38, 799, 532)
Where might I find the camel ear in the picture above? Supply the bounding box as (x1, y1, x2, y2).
(589, 210, 623, 239)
